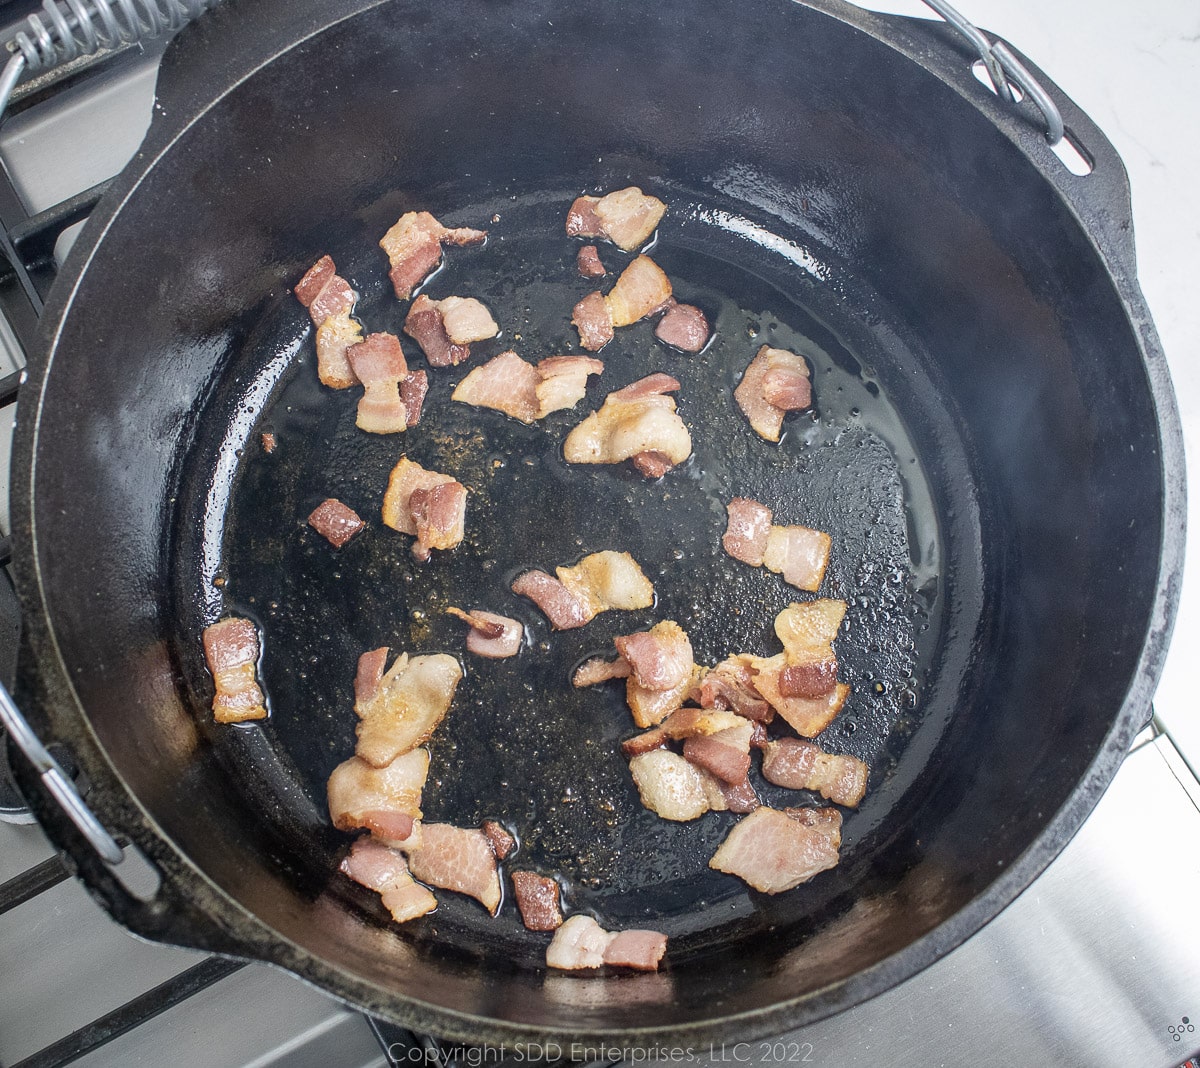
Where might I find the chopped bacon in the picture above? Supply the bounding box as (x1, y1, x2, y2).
(604, 255, 673, 327)
(563, 373, 692, 476)
(409, 481, 469, 562)
(682, 721, 754, 785)
(723, 498, 773, 567)
(779, 660, 838, 698)
(620, 727, 670, 757)
(402, 822, 502, 914)
(615, 621, 693, 692)
(379, 211, 487, 300)
(511, 570, 591, 630)
(353, 649, 462, 768)
(718, 777, 761, 814)
(572, 656, 632, 688)
(709, 806, 840, 893)
(482, 820, 515, 860)
(453, 352, 602, 424)
(202, 617, 267, 723)
(571, 291, 614, 352)
(750, 654, 850, 738)
(446, 607, 523, 659)
(628, 749, 710, 821)
(327, 748, 428, 842)
(565, 187, 667, 251)
(307, 498, 364, 548)
(294, 256, 362, 389)
(632, 451, 675, 478)
(762, 524, 832, 592)
(735, 345, 813, 442)
(577, 244, 606, 278)
(762, 739, 868, 807)
(514, 551, 654, 630)
(261, 432, 277, 453)
(340, 837, 437, 924)
(749, 721, 770, 750)
(545, 915, 667, 972)
(346, 332, 410, 434)
(625, 671, 699, 729)
(774, 599, 847, 664)
(381, 457, 467, 560)
(401, 371, 428, 427)
(439, 296, 499, 343)
(511, 871, 563, 931)
(403, 294, 470, 367)
(784, 805, 843, 849)
(654, 302, 710, 353)
(621, 707, 745, 753)
(699, 654, 773, 722)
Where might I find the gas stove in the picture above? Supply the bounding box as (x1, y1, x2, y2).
(1, 2, 1197, 1067)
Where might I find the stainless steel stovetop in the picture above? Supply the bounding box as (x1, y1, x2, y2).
(1, 2, 1197, 1067)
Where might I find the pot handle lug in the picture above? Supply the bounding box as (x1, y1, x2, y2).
(876, 1, 1139, 275)
(0, 679, 124, 863)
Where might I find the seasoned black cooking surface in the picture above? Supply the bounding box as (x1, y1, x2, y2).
(171, 188, 948, 963)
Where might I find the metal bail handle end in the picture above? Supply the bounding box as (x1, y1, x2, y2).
(0, 679, 125, 864)
(920, 0, 1065, 145)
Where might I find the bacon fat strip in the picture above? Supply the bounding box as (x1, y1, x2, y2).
(735, 345, 813, 442)
(307, 498, 364, 548)
(353, 648, 463, 768)
(202, 617, 267, 723)
(346, 332, 410, 434)
(402, 822, 502, 914)
(565, 187, 667, 251)
(546, 914, 667, 972)
(709, 806, 840, 893)
(446, 607, 523, 659)
(340, 837, 437, 924)
(723, 497, 831, 591)
(379, 211, 487, 300)
(761, 738, 869, 807)
(294, 255, 363, 390)
(327, 748, 429, 843)
(628, 749, 710, 821)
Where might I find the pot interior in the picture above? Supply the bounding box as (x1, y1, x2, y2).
(25, 0, 1165, 1037)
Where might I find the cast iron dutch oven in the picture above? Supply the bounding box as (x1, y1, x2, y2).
(7, 0, 1186, 1047)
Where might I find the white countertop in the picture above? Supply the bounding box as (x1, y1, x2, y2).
(866, 0, 1199, 766)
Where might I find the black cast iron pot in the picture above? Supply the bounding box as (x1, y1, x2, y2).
(7, 0, 1185, 1047)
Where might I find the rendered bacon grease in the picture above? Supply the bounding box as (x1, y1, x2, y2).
(209, 182, 883, 971)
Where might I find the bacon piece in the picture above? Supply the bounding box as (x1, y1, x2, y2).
(563, 374, 691, 475)
(779, 660, 838, 698)
(774, 600, 847, 664)
(628, 749, 710, 821)
(620, 727, 669, 757)
(762, 524, 832, 592)
(515, 551, 654, 630)
(340, 837, 437, 924)
(749, 721, 770, 750)
(545, 915, 667, 972)
(353, 650, 463, 768)
(202, 617, 267, 723)
(604, 255, 673, 327)
(762, 739, 869, 807)
(735, 345, 813, 442)
(482, 820, 515, 860)
(572, 291, 614, 352)
(381, 457, 467, 560)
(751, 654, 850, 738)
(453, 352, 603, 424)
(700, 654, 772, 722)
(572, 656, 631, 688)
(403, 823, 501, 914)
(446, 607, 523, 659)
(261, 432, 277, 453)
(709, 806, 840, 893)
(621, 707, 745, 753)
(615, 621, 693, 692)
(401, 371, 428, 427)
(511, 871, 563, 931)
(439, 296, 499, 343)
(346, 332, 410, 434)
(784, 805, 844, 849)
(718, 777, 761, 814)
(403, 294, 469, 367)
(577, 244, 606, 278)
(408, 482, 468, 562)
(327, 748, 429, 842)
(294, 256, 363, 389)
(565, 188, 667, 251)
(654, 302, 710, 353)
(379, 211, 487, 300)
(682, 720, 754, 785)
(603, 929, 668, 972)
(307, 498, 364, 548)
(723, 498, 773, 567)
